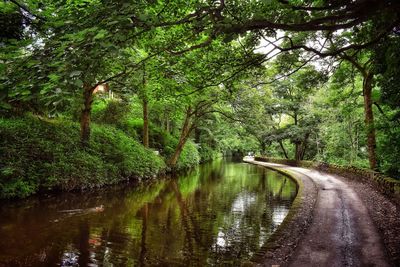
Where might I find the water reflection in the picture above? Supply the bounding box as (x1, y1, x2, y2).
(0, 159, 297, 266)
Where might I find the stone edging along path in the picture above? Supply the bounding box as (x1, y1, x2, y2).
(254, 156, 400, 203)
(243, 157, 399, 267)
(244, 157, 318, 266)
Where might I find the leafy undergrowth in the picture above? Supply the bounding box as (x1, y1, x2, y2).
(0, 116, 165, 199)
(163, 137, 200, 171)
(198, 144, 222, 163)
(91, 100, 201, 171)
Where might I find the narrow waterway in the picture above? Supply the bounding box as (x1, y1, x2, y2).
(0, 159, 297, 266)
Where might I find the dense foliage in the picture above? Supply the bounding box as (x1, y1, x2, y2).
(0, 115, 165, 198)
(1, 0, 399, 198)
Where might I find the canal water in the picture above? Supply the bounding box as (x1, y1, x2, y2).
(0, 159, 297, 266)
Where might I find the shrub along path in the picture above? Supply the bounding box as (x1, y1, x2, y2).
(245, 158, 399, 267)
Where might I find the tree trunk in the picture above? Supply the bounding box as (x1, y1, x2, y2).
(80, 84, 94, 146)
(341, 54, 378, 170)
(194, 127, 201, 144)
(300, 143, 306, 160)
(355, 124, 359, 163)
(299, 133, 310, 160)
(295, 142, 302, 161)
(260, 141, 266, 155)
(168, 107, 193, 168)
(168, 132, 190, 168)
(143, 98, 149, 148)
(363, 72, 378, 170)
(293, 113, 301, 161)
(278, 140, 289, 159)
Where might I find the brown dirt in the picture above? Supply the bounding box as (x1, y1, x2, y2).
(339, 175, 400, 266)
(245, 159, 400, 267)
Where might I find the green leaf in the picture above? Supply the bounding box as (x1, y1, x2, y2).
(94, 29, 108, 40)
(107, 21, 119, 26)
(70, 70, 82, 77)
(138, 14, 148, 21)
(75, 79, 83, 87)
(21, 90, 31, 96)
(0, 101, 12, 110)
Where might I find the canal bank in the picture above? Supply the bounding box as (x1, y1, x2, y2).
(243, 157, 318, 266)
(245, 158, 399, 267)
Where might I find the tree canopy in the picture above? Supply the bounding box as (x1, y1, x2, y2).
(1, 0, 400, 188)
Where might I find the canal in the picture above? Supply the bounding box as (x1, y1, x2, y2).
(0, 158, 297, 266)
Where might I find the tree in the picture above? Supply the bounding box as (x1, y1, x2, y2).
(339, 52, 378, 169)
(229, 79, 274, 154)
(315, 65, 367, 166)
(372, 33, 400, 176)
(268, 65, 325, 160)
(161, 37, 264, 167)
(3, 0, 220, 145)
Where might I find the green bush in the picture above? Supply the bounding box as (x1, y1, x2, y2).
(90, 100, 200, 170)
(161, 136, 200, 170)
(125, 119, 200, 170)
(176, 140, 200, 170)
(0, 116, 165, 199)
(91, 99, 139, 140)
(124, 118, 172, 150)
(377, 128, 400, 178)
(198, 144, 222, 163)
(73, 96, 200, 167)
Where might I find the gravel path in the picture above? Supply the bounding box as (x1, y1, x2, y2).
(244, 159, 399, 267)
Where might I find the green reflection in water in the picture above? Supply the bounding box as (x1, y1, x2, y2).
(0, 159, 297, 266)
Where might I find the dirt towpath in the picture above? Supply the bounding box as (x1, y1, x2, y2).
(245, 158, 392, 267)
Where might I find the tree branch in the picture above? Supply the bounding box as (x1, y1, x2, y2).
(9, 0, 46, 21)
(168, 35, 214, 55)
(278, 0, 349, 11)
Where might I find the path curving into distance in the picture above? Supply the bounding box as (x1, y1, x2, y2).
(244, 158, 391, 267)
